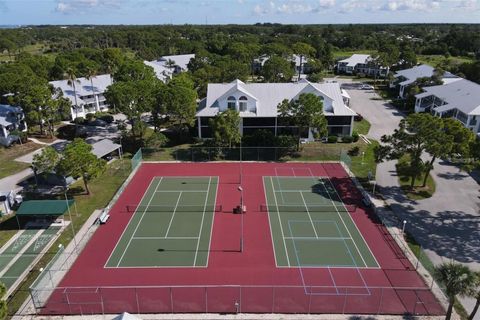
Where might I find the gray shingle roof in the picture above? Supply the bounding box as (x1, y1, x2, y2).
(158, 54, 195, 71)
(49, 74, 112, 106)
(338, 54, 371, 67)
(417, 79, 480, 116)
(197, 79, 355, 118)
(394, 64, 459, 87)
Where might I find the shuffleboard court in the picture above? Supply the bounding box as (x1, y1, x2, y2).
(263, 176, 378, 268)
(106, 176, 219, 268)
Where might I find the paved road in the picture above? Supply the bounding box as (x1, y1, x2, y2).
(347, 86, 480, 319)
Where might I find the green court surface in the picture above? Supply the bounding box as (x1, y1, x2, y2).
(106, 176, 218, 268)
(263, 176, 378, 268)
(0, 227, 60, 288)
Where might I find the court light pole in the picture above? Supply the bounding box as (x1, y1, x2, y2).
(238, 186, 244, 253)
(402, 220, 407, 236)
(64, 187, 78, 253)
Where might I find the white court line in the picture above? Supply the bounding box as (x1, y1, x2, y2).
(105, 177, 157, 268)
(263, 178, 279, 267)
(324, 177, 380, 268)
(193, 177, 212, 267)
(164, 192, 183, 237)
(270, 176, 291, 267)
(116, 177, 163, 267)
(320, 178, 368, 268)
(300, 192, 319, 239)
(284, 236, 352, 240)
(132, 236, 198, 240)
(205, 177, 219, 267)
(328, 266, 340, 295)
(155, 190, 207, 193)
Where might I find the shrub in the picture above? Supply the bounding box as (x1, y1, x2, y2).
(327, 136, 338, 143)
(348, 146, 360, 156)
(85, 113, 95, 121)
(98, 114, 114, 123)
(73, 117, 85, 125)
(352, 131, 360, 142)
(342, 135, 353, 143)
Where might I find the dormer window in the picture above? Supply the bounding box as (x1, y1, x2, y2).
(227, 96, 236, 110)
(239, 96, 248, 112)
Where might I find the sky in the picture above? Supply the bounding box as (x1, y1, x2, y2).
(0, 0, 479, 25)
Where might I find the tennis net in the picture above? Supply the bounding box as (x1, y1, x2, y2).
(126, 204, 223, 213)
(260, 204, 356, 213)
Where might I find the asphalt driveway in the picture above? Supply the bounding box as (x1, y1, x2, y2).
(346, 85, 480, 318)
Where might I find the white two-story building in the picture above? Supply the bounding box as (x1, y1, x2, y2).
(196, 79, 355, 140)
(415, 79, 480, 136)
(0, 104, 27, 147)
(50, 74, 112, 120)
(392, 64, 460, 99)
(336, 54, 389, 78)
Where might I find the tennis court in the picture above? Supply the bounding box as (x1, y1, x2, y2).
(106, 176, 219, 268)
(263, 174, 378, 269)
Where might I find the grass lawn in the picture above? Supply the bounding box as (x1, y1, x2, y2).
(0, 142, 43, 179)
(353, 119, 371, 135)
(417, 55, 474, 67)
(6, 158, 132, 316)
(396, 156, 436, 200)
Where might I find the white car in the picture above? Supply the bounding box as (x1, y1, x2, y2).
(361, 84, 374, 90)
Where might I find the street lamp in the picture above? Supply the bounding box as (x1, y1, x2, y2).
(402, 220, 407, 235)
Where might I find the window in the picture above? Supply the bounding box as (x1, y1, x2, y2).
(227, 96, 236, 110)
(239, 96, 248, 112)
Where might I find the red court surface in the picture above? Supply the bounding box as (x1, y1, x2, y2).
(40, 162, 444, 316)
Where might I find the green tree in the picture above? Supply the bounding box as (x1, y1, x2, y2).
(434, 262, 476, 320)
(209, 109, 241, 148)
(292, 42, 316, 81)
(113, 59, 156, 82)
(57, 138, 106, 195)
(156, 74, 197, 134)
(278, 93, 328, 150)
(85, 65, 99, 112)
(261, 55, 295, 82)
(375, 113, 442, 187)
(32, 146, 60, 174)
(468, 271, 480, 320)
(65, 67, 81, 117)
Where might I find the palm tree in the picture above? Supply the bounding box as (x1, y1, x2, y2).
(0, 281, 7, 319)
(65, 67, 81, 118)
(434, 262, 477, 320)
(85, 66, 99, 112)
(165, 59, 176, 72)
(468, 271, 480, 320)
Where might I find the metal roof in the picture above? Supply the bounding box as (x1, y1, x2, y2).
(197, 79, 356, 118)
(91, 139, 121, 158)
(158, 54, 195, 71)
(49, 74, 112, 107)
(418, 79, 480, 116)
(338, 54, 371, 67)
(144, 60, 173, 82)
(16, 200, 74, 216)
(395, 64, 459, 87)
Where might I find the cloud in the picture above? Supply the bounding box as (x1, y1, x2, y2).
(253, 0, 335, 15)
(318, 0, 335, 8)
(339, 0, 365, 12)
(379, 0, 440, 11)
(456, 0, 478, 10)
(55, 0, 123, 14)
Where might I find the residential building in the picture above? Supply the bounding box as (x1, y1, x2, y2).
(196, 79, 355, 140)
(415, 79, 480, 136)
(145, 54, 195, 82)
(50, 74, 112, 120)
(0, 104, 27, 147)
(391, 64, 460, 98)
(144, 60, 173, 83)
(252, 54, 311, 75)
(336, 54, 389, 77)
